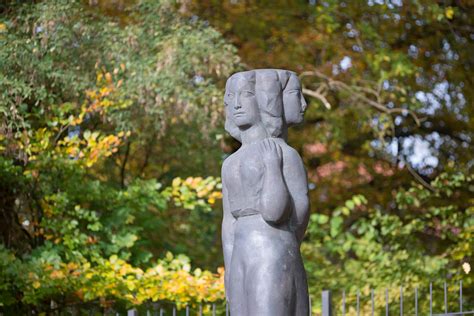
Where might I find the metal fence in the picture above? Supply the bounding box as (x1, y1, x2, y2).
(8, 280, 472, 315)
(125, 303, 224, 316)
(122, 281, 473, 316)
(21, 302, 226, 316)
(320, 281, 473, 316)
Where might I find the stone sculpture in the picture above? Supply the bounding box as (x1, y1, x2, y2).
(221, 69, 310, 315)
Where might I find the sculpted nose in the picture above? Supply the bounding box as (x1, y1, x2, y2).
(300, 94, 308, 112)
(233, 97, 242, 110)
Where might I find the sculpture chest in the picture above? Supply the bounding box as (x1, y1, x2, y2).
(223, 143, 264, 215)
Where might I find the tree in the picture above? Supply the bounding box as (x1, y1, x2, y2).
(0, 0, 235, 311)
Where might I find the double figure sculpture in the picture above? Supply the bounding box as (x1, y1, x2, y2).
(221, 69, 310, 316)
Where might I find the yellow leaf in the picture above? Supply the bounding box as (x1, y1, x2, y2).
(445, 7, 454, 19)
(110, 254, 118, 263)
(197, 189, 208, 198)
(50, 270, 64, 279)
(120, 266, 128, 276)
(211, 191, 222, 199)
(126, 281, 136, 291)
(172, 177, 182, 187)
(105, 72, 112, 83)
(463, 262, 471, 274)
(67, 262, 78, 270)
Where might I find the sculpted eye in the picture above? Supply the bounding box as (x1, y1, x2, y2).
(224, 92, 234, 107)
(241, 91, 254, 97)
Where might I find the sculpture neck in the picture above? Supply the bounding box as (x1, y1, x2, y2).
(240, 123, 268, 145)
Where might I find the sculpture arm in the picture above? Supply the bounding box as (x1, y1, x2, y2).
(221, 176, 234, 296)
(259, 139, 291, 223)
(283, 147, 310, 244)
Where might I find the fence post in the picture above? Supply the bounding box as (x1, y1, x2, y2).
(322, 290, 332, 316)
(127, 309, 138, 316)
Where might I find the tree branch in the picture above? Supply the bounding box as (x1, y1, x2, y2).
(120, 140, 131, 189)
(300, 70, 421, 126)
(302, 88, 332, 109)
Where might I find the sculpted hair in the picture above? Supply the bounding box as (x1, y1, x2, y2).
(256, 70, 284, 138)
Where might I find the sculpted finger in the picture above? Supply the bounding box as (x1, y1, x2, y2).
(268, 138, 275, 149)
(276, 143, 283, 158)
(264, 138, 272, 151)
(262, 139, 268, 151)
(263, 138, 271, 150)
(272, 143, 278, 155)
(265, 140, 272, 152)
(271, 139, 279, 153)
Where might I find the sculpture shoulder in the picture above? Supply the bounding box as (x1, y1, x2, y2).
(221, 151, 241, 183)
(277, 141, 304, 166)
(277, 141, 308, 186)
(221, 152, 239, 171)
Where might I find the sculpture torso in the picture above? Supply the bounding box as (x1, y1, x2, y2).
(222, 143, 264, 218)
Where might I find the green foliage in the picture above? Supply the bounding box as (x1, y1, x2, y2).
(303, 171, 473, 312)
(0, 0, 239, 178)
(0, 0, 235, 312)
(0, 246, 224, 310)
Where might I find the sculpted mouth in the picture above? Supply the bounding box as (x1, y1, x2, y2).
(234, 112, 245, 117)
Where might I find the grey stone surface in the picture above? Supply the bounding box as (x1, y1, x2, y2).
(222, 69, 310, 315)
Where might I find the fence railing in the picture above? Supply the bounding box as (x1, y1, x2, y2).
(123, 280, 472, 315)
(6, 280, 472, 315)
(125, 303, 224, 316)
(320, 280, 473, 316)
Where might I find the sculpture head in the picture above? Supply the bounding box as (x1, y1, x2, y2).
(281, 71, 307, 126)
(224, 71, 260, 132)
(224, 69, 306, 142)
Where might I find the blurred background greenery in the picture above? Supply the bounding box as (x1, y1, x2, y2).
(0, 0, 472, 314)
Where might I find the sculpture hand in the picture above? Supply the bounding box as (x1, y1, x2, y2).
(259, 138, 283, 169)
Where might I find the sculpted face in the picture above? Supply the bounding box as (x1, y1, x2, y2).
(283, 73, 307, 126)
(225, 72, 259, 129)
